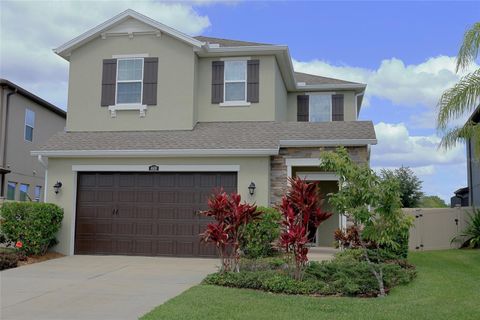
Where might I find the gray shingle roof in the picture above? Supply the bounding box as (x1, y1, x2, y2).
(194, 36, 271, 47)
(294, 72, 361, 85)
(36, 121, 376, 152)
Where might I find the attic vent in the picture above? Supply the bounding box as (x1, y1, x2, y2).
(297, 82, 306, 86)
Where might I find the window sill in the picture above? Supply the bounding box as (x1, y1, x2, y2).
(219, 101, 251, 107)
(108, 104, 147, 117)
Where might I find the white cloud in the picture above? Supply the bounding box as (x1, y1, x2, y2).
(293, 56, 478, 110)
(372, 122, 465, 168)
(0, 1, 212, 109)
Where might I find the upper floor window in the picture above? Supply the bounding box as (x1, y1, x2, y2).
(25, 109, 35, 142)
(224, 60, 247, 102)
(309, 95, 332, 122)
(116, 58, 143, 104)
(297, 94, 344, 122)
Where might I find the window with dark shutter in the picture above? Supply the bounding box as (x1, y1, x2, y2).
(101, 59, 117, 106)
(211, 61, 224, 103)
(142, 57, 158, 105)
(247, 60, 260, 103)
(332, 94, 344, 121)
(297, 95, 309, 121)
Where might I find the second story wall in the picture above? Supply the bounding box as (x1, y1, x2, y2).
(274, 60, 288, 121)
(67, 33, 196, 132)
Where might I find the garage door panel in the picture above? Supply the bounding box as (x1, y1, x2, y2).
(75, 172, 237, 257)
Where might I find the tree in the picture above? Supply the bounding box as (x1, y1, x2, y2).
(320, 147, 414, 297)
(278, 177, 332, 280)
(437, 23, 480, 158)
(381, 167, 423, 208)
(419, 195, 448, 208)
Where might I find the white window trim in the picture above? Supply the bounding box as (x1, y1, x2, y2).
(308, 93, 333, 123)
(24, 108, 35, 142)
(115, 57, 144, 106)
(223, 59, 248, 105)
(110, 57, 147, 117)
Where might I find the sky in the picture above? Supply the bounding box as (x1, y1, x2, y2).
(1, 0, 479, 202)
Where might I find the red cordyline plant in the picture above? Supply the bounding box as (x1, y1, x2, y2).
(200, 190, 260, 272)
(278, 177, 332, 280)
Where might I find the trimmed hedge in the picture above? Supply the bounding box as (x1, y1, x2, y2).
(0, 202, 63, 255)
(240, 206, 281, 258)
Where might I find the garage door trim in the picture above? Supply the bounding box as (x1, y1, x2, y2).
(71, 167, 239, 256)
(72, 164, 240, 172)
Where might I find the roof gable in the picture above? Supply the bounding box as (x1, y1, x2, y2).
(54, 9, 204, 60)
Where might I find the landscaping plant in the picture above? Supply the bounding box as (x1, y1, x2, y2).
(200, 191, 260, 272)
(452, 208, 480, 248)
(278, 177, 332, 280)
(0, 202, 64, 255)
(320, 147, 414, 297)
(240, 206, 281, 258)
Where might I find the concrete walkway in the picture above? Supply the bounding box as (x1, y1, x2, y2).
(0, 255, 218, 320)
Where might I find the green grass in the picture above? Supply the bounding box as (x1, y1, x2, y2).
(141, 250, 480, 320)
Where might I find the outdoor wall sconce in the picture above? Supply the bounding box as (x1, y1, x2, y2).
(53, 181, 62, 194)
(248, 182, 256, 195)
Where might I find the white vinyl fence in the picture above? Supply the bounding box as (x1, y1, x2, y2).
(403, 207, 473, 251)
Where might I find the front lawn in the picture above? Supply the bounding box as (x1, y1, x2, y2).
(141, 250, 480, 320)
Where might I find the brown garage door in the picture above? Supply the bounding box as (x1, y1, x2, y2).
(75, 172, 237, 257)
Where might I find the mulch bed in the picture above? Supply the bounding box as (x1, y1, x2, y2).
(17, 251, 65, 266)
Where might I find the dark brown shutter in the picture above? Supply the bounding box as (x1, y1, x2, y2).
(211, 61, 224, 103)
(142, 57, 158, 105)
(332, 94, 344, 121)
(297, 95, 309, 122)
(101, 59, 117, 106)
(247, 60, 260, 103)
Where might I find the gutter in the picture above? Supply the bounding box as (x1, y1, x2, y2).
(30, 148, 280, 158)
(279, 139, 377, 147)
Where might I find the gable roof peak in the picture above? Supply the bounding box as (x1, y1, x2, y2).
(54, 9, 204, 60)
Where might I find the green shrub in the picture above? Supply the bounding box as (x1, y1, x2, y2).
(0, 252, 18, 270)
(239, 255, 291, 272)
(0, 202, 63, 255)
(204, 253, 416, 297)
(240, 206, 281, 258)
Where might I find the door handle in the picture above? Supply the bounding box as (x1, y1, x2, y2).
(115, 209, 119, 216)
(112, 208, 119, 216)
(112, 208, 116, 216)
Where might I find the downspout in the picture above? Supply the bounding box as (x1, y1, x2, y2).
(468, 139, 474, 206)
(0, 88, 17, 198)
(37, 155, 48, 202)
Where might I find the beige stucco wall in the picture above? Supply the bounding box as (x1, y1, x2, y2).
(196, 56, 278, 122)
(274, 60, 288, 121)
(1, 92, 65, 201)
(67, 33, 196, 131)
(46, 156, 270, 255)
(286, 91, 357, 121)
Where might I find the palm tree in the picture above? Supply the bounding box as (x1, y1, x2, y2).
(437, 22, 480, 157)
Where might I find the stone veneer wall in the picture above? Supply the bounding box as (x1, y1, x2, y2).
(270, 146, 369, 206)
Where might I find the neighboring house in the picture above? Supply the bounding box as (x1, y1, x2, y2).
(33, 10, 376, 257)
(466, 106, 479, 207)
(0, 79, 66, 202)
(450, 187, 469, 207)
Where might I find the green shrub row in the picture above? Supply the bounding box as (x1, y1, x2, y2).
(204, 250, 416, 297)
(0, 202, 64, 255)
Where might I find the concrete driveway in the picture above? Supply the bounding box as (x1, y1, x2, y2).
(0, 255, 218, 320)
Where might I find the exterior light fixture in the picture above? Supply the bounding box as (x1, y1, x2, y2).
(248, 182, 256, 195)
(53, 181, 62, 194)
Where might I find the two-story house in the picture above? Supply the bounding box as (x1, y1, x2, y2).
(0, 79, 66, 202)
(33, 10, 376, 257)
